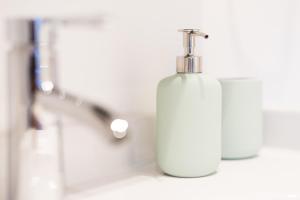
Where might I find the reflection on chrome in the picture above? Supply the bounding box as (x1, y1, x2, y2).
(110, 119, 128, 139)
(41, 81, 54, 92)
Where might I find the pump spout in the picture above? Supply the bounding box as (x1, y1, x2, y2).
(176, 29, 209, 73)
(178, 29, 208, 55)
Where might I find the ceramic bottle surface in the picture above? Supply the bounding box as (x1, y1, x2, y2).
(156, 29, 221, 177)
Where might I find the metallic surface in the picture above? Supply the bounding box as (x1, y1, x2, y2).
(7, 18, 127, 200)
(176, 29, 208, 73)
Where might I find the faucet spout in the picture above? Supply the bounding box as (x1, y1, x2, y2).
(36, 88, 128, 139)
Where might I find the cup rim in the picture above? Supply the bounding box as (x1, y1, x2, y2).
(218, 77, 260, 82)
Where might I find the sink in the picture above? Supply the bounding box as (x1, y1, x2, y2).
(11, 110, 300, 200)
(64, 147, 300, 200)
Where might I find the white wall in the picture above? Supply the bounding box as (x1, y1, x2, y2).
(200, 0, 300, 110)
(1, 0, 300, 199)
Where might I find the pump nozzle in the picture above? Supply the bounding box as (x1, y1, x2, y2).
(177, 29, 208, 73)
(178, 29, 208, 56)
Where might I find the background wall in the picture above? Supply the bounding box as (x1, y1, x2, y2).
(1, 0, 300, 199)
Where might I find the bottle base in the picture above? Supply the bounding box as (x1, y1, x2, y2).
(222, 154, 258, 160)
(162, 170, 217, 178)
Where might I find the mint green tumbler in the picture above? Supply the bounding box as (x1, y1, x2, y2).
(219, 78, 262, 159)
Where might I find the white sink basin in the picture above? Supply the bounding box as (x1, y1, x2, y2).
(11, 110, 300, 200)
(65, 147, 300, 200)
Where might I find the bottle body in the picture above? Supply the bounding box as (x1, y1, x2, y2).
(156, 73, 221, 177)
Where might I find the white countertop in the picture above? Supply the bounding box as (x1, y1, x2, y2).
(66, 147, 300, 200)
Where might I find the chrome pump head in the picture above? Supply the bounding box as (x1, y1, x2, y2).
(176, 29, 208, 73)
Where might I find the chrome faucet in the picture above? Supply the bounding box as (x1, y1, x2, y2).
(7, 17, 128, 200)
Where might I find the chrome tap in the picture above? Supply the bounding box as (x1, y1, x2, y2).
(7, 17, 128, 200)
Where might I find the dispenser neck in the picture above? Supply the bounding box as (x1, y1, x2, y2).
(176, 55, 202, 73)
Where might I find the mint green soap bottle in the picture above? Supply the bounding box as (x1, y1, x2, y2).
(156, 29, 221, 177)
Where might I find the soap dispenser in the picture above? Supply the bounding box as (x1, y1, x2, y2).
(156, 29, 221, 177)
